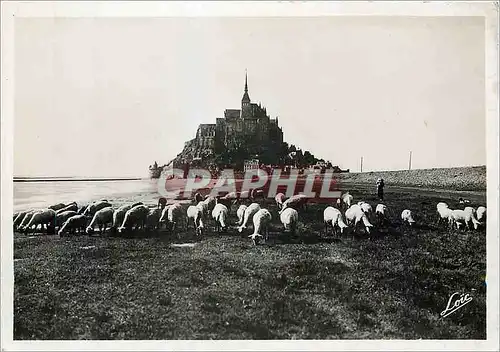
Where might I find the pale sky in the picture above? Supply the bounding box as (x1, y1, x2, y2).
(14, 16, 485, 178)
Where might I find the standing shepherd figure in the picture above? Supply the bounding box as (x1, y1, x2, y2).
(376, 178, 385, 201)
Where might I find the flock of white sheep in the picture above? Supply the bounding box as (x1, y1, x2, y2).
(12, 189, 487, 245)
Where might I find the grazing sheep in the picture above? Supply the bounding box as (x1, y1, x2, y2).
(342, 192, 353, 209)
(55, 210, 78, 228)
(196, 200, 208, 211)
(58, 215, 88, 236)
(186, 205, 204, 236)
(279, 194, 308, 214)
(463, 206, 481, 230)
(238, 203, 261, 233)
(236, 204, 248, 226)
(118, 205, 149, 233)
(323, 206, 348, 236)
(48, 203, 66, 211)
(18, 210, 37, 232)
(13, 211, 28, 230)
(212, 203, 229, 233)
(275, 193, 286, 210)
(358, 201, 374, 223)
(401, 209, 416, 226)
(56, 202, 78, 214)
(375, 204, 390, 226)
(345, 204, 373, 234)
(146, 208, 162, 231)
(24, 209, 57, 235)
(159, 204, 174, 229)
(86, 207, 115, 235)
(436, 202, 454, 228)
(476, 206, 486, 223)
(358, 201, 373, 215)
(451, 208, 480, 230)
(167, 203, 184, 232)
(112, 204, 133, 231)
(203, 196, 217, 216)
(83, 200, 112, 217)
(280, 207, 299, 235)
(248, 209, 272, 245)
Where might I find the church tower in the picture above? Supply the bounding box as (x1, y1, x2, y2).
(241, 71, 252, 118)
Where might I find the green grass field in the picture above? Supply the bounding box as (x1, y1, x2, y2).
(13, 186, 486, 339)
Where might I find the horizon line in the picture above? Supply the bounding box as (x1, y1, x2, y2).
(13, 164, 486, 179)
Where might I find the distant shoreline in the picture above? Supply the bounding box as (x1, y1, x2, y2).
(14, 177, 145, 183)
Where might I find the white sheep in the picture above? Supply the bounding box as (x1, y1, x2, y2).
(238, 202, 261, 233)
(280, 207, 299, 235)
(451, 209, 480, 230)
(436, 202, 454, 228)
(401, 209, 416, 226)
(462, 206, 481, 230)
(55, 210, 78, 228)
(375, 204, 390, 226)
(112, 204, 133, 231)
(24, 209, 57, 234)
(196, 201, 209, 217)
(146, 208, 162, 231)
(118, 205, 149, 233)
(342, 192, 353, 208)
(345, 204, 373, 234)
(236, 204, 247, 226)
(358, 201, 373, 215)
(83, 200, 112, 217)
(279, 194, 308, 214)
(323, 206, 348, 236)
(476, 206, 486, 223)
(275, 193, 286, 210)
(167, 203, 184, 232)
(58, 214, 87, 236)
(358, 201, 374, 223)
(248, 208, 272, 245)
(159, 204, 173, 228)
(203, 196, 217, 216)
(212, 203, 229, 233)
(186, 205, 204, 236)
(86, 207, 115, 235)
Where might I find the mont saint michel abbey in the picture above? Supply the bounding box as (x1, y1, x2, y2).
(173, 73, 284, 167)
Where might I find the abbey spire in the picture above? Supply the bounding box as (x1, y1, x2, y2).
(241, 70, 251, 105)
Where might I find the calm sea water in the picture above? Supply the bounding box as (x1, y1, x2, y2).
(13, 179, 159, 212)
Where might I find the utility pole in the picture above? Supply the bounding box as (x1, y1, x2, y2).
(360, 156, 363, 173)
(408, 151, 412, 171)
